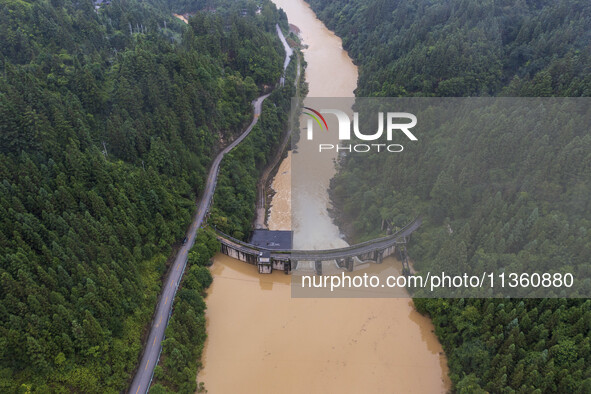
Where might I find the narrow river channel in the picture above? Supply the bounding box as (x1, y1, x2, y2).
(198, 1, 451, 392)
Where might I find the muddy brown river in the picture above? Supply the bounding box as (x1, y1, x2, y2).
(198, 1, 450, 392)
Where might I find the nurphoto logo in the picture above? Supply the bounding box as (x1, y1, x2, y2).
(303, 106, 418, 153)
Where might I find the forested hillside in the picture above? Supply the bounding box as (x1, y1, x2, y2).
(308, 0, 591, 392)
(0, 0, 284, 391)
(309, 0, 591, 97)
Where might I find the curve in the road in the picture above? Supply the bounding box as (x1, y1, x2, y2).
(128, 93, 269, 394)
(128, 24, 292, 393)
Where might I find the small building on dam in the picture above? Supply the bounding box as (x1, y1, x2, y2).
(250, 230, 293, 274)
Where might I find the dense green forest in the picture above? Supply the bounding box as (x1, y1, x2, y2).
(308, 0, 591, 391)
(0, 0, 285, 390)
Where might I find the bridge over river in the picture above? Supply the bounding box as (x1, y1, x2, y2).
(213, 217, 421, 275)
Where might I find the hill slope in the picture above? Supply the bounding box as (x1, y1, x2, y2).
(0, 0, 285, 391)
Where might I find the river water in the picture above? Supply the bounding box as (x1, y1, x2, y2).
(198, 1, 450, 392)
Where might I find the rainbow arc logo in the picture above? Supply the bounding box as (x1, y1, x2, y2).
(303, 107, 328, 131)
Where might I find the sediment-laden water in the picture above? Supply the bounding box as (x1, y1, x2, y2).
(199, 1, 450, 392)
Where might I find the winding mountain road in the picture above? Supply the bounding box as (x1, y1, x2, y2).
(129, 24, 292, 394)
(128, 94, 270, 394)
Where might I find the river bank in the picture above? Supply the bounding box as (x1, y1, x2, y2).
(254, 26, 302, 230)
(199, 0, 450, 392)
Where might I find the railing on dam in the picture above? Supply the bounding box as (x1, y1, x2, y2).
(209, 217, 422, 273)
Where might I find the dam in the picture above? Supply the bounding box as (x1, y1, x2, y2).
(212, 217, 419, 275)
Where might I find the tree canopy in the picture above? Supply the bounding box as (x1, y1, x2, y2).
(0, 0, 285, 391)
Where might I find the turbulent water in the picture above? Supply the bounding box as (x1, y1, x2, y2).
(198, 1, 450, 392)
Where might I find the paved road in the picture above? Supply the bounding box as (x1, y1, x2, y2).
(277, 24, 293, 86)
(128, 93, 270, 394)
